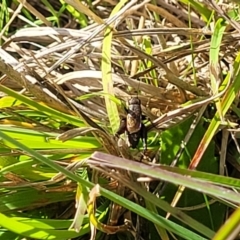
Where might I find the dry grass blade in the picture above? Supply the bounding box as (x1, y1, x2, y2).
(147, 85, 228, 131)
(124, 42, 208, 96)
(47, 0, 139, 73)
(0, 59, 70, 114)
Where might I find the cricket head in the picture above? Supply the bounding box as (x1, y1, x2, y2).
(128, 97, 141, 105)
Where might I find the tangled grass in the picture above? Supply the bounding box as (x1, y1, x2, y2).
(0, 0, 240, 239)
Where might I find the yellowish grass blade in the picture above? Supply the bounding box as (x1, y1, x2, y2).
(101, 0, 128, 133)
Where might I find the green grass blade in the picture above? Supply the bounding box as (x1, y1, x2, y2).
(0, 212, 80, 240)
(0, 188, 74, 212)
(210, 18, 227, 94)
(209, 18, 227, 119)
(0, 126, 100, 149)
(0, 85, 84, 127)
(180, 0, 212, 22)
(212, 207, 240, 240)
(59, 0, 88, 27)
(190, 52, 240, 168)
(101, 0, 128, 134)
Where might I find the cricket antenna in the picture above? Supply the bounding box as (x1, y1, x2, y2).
(136, 79, 141, 99)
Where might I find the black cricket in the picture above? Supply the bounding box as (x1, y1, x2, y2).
(115, 97, 147, 153)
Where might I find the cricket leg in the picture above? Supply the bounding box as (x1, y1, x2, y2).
(115, 117, 127, 137)
(140, 124, 147, 154)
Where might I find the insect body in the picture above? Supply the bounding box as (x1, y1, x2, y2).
(116, 97, 147, 153)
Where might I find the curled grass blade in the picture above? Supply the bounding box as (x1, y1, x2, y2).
(90, 152, 240, 205)
(159, 165, 240, 189)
